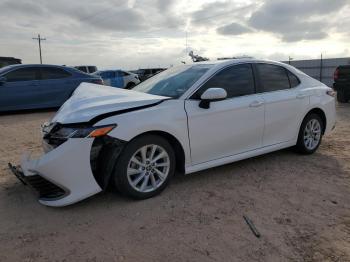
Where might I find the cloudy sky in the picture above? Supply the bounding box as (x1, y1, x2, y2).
(1, 0, 350, 69)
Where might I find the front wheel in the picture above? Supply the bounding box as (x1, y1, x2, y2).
(113, 135, 175, 199)
(295, 113, 323, 154)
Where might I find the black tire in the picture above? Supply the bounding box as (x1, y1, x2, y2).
(125, 82, 136, 89)
(295, 113, 324, 154)
(113, 134, 176, 199)
(337, 89, 348, 103)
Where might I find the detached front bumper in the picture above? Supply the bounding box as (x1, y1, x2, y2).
(10, 138, 102, 207)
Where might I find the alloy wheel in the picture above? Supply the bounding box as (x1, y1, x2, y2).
(127, 144, 170, 193)
(303, 119, 321, 150)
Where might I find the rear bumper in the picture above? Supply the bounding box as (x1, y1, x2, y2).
(10, 138, 102, 207)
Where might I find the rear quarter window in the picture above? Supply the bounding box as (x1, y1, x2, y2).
(287, 71, 300, 88)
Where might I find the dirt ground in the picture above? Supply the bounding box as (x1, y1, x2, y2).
(0, 105, 350, 262)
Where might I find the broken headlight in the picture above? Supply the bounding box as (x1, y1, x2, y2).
(49, 124, 117, 139)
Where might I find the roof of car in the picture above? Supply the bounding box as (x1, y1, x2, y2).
(194, 58, 285, 66)
(0, 64, 98, 77)
(191, 58, 297, 72)
(3, 64, 72, 69)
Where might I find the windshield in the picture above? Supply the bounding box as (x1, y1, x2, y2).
(132, 64, 212, 98)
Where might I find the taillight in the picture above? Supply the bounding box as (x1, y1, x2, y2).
(334, 68, 339, 81)
(326, 90, 336, 97)
(92, 79, 104, 85)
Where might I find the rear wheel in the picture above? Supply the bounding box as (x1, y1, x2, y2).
(113, 135, 175, 199)
(295, 113, 323, 154)
(337, 89, 348, 103)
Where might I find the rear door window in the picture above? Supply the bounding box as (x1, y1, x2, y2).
(5, 67, 40, 82)
(194, 63, 255, 99)
(40, 67, 71, 80)
(256, 64, 290, 92)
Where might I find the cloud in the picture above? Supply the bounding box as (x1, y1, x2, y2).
(1, 0, 350, 69)
(0, 0, 44, 15)
(217, 23, 252, 35)
(190, 1, 256, 27)
(248, 0, 349, 42)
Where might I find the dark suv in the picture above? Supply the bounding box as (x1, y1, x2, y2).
(333, 65, 350, 103)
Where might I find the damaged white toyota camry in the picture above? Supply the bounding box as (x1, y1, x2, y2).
(10, 59, 336, 207)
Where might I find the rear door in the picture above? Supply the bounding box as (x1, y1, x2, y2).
(0, 67, 42, 111)
(38, 67, 74, 107)
(255, 63, 308, 146)
(185, 63, 265, 164)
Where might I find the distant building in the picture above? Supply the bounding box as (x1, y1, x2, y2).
(0, 57, 22, 68)
(282, 57, 350, 87)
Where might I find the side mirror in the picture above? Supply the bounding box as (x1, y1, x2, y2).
(199, 87, 227, 109)
(0, 76, 6, 85)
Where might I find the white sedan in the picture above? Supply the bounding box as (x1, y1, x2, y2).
(11, 59, 336, 207)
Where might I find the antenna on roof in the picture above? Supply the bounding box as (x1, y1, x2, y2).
(189, 51, 209, 62)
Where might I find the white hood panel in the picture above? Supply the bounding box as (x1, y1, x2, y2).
(52, 83, 168, 124)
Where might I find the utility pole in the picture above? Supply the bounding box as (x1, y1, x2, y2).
(32, 34, 46, 64)
(288, 56, 293, 65)
(319, 53, 323, 82)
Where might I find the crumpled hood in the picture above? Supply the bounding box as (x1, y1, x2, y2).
(51, 83, 169, 124)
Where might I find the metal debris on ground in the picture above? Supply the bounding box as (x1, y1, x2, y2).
(243, 215, 261, 238)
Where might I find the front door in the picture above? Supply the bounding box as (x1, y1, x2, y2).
(0, 67, 42, 111)
(185, 63, 265, 165)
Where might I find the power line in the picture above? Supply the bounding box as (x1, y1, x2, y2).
(32, 34, 46, 64)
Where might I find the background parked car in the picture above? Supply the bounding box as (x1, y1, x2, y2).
(0, 64, 103, 112)
(0, 56, 21, 68)
(131, 68, 166, 82)
(333, 65, 350, 103)
(74, 65, 98, 74)
(94, 69, 140, 89)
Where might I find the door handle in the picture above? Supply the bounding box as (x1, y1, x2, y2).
(249, 101, 264, 107)
(296, 93, 308, 99)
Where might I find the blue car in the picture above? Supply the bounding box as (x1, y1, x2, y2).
(0, 64, 103, 112)
(94, 70, 140, 89)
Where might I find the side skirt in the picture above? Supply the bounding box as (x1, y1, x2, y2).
(185, 140, 295, 174)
